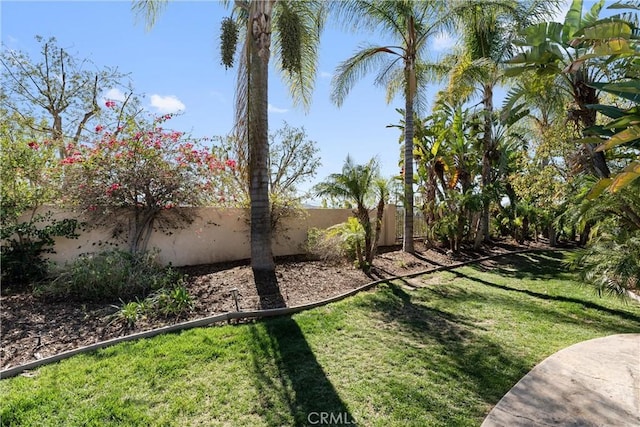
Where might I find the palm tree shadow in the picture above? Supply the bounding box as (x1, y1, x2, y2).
(248, 317, 355, 426)
(450, 269, 640, 322)
(361, 282, 534, 404)
(253, 269, 286, 309)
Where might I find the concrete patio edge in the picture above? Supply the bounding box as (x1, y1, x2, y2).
(481, 333, 640, 427)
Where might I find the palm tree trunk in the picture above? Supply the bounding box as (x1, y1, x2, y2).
(403, 75, 415, 254)
(476, 83, 493, 248)
(357, 206, 373, 271)
(370, 197, 385, 262)
(248, 1, 278, 296)
(577, 77, 610, 179)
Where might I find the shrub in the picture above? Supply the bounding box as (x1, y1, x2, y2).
(306, 217, 366, 266)
(37, 249, 183, 302)
(306, 227, 347, 262)
(0, 214, 79, 292)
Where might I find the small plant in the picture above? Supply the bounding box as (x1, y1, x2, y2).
(151, 284, 195, 317)
(110, 284, 194, 328)
(37, 249, 183, 302)
(112, 300, 145, 328)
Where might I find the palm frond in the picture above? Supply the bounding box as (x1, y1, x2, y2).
(131, 0, 169, 32)
(330, 44, 402, 107)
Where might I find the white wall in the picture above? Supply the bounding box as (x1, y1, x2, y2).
(35, 205, 397, 266)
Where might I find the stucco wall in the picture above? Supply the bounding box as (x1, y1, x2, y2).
(35, 205, 397, 266)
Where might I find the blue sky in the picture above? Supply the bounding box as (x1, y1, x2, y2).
(1, 0, 572, 197)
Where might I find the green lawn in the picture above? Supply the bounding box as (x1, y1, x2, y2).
(2, 251, 640, 426)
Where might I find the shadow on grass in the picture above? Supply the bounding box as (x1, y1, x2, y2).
(449, 269, 640, 324)
(473, 251, 569, 280)
(362, 281, 531, 405)
(248, 317, 355, 426)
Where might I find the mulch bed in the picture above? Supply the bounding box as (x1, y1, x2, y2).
(1, 239, 549, 370)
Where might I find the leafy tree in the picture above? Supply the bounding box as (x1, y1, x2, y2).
(330, 0, 450, 254)
(134, 0, 326, 299)
(564, 180, 640, 296)
(0, 108, 80, 288)
(0, 36, 127, 158)
(62, 105, 233, 253)
(211, 122, 322, 230)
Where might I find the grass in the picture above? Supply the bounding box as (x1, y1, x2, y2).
(2, 251, 640, 426)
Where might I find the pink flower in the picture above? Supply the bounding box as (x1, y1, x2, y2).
(225, 159, 237, 169)
(106, 183, 121, 197)
(88, 205, 97, 212)
(95, 124, 104, 132)
(28, 141, 39, 150)
(105, 100, 116, 108)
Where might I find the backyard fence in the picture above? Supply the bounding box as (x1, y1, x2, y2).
(27, 205, 398, 267)
(395, 206, 428, 243)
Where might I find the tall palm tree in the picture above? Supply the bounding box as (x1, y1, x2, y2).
(330, 0, 450, 254)
(445, 0, 560, 246)
(132, 0, 325, 299)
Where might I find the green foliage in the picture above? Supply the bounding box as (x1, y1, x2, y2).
(562, 179, 640, 295)
(37, 249, 184, 303)
(150, 285, 195, 317)
(565, 231, 640, 296)
(306, 217, 369, 267)
(0, 113, 61, 225)
(314, 156, 387, 268)
(111, 284, 194, 328)
(1, 214, 79, 291)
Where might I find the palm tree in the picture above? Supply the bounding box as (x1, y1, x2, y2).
(132, 1, 325, 299)
(314, 155, 384, 270)
(330, 0, 450, 254)
(507, 0, 616, 179)
(445, 0, 560, 246)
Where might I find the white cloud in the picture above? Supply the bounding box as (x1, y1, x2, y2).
(432, 31, 456, 52)
(320, 71, 332, 79)
(104, 88, 127, 102)
(268, 103, 288, 114)
(150, 94, 186, 113)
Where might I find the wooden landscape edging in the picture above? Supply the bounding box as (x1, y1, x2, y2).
(1, 248, 556, 379)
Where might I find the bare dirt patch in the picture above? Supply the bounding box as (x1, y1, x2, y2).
(1, 240, 548, 370)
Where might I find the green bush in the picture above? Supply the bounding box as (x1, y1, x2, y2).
(0, 215, 79, 292)
(37, 249, 183, 302)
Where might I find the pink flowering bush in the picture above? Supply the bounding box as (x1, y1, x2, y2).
(62, 107, 237, 252)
